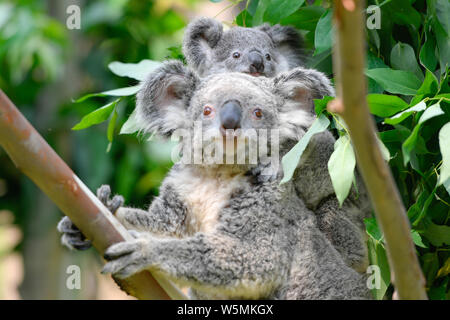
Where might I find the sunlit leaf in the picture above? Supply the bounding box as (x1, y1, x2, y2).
(280, 114, 330, 184)
(367, 94, 408, 117)
(327, 134, 356, 206)
(74, 85, 141, 103)
(108, 60, 161, 81)
(438, 122, 450, 188)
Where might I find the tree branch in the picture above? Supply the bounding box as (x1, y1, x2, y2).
(0, 89, 186, 300)
(330, 0, 427, 299)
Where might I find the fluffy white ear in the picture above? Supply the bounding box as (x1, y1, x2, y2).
(136, 60, 199, 137)
(273, 67, 335, 140)
(182, 17, 223, 74)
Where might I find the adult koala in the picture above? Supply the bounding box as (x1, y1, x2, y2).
(58, 61, 371, 299)
(182, 17, 303, 77)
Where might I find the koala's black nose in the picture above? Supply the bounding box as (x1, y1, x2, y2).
(248, 51, 264, 73)
(220, 100, 242, 130)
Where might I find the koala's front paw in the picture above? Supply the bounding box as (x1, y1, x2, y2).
(102, 234, 154, 279)
(97, 185, 124, 215)
(57, 216, 92, 250)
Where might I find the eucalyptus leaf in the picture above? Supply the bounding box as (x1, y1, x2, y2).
(314, 9, 333, 56)
(438, 122, 450, 186)
(402, 103, 444, 165)
(365, 68, 422, 95)
(390, 42, 424, 80)
(108, 60, 161, 81)
(327, 134, 356, 206)
(72, 100, 119, 130)
(280, 114, 330, 184)
(384, 100, 427, 125)
(74, 85, 141, 103)
(120, 109, 141, 135)
(264, 0, 305, 24)
(367, 94, 408, 117)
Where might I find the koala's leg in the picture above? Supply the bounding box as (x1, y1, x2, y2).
(315, 197, 369, 273)
(285, 225, 371, 300)
(114, 185, 188, 237)
(102, 232, 288, 299)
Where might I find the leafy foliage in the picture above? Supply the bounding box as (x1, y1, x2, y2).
(64, 0, 450, 300)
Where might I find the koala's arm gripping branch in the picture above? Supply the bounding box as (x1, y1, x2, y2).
(0, 89, 186, 300)
(330, 0, 427, 299)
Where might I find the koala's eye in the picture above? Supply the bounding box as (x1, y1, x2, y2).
(265, 54, 271, 61)
(203, 106, 214, 117)
(252, 108, 263, 119)
(232, 52, 241, 59)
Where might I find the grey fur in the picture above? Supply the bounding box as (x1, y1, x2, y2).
(182, 17, 303, 77)
(98, 62, 370, 299)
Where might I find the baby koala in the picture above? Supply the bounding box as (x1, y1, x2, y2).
(59, 61, 371, 299)
(183, 17, 303, 77)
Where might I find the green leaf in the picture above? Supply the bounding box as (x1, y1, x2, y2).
(364, 217, 383, 242)
(384, 100, 427, 125)
(280, 114, 330, 184)
(435, 0, 450, 36)
(280, 6, 325, 31)
(108, 60, 161, 81)
(236, 10, 253, 27)
(314, 9, 333, 56)
(72, 100, 119, 130)
(417, 69, 439, 96)
(314, 96, 333, 115)
(120, 109, 141, 135)
(433, 19, 450, 75)
(411, 230, 428, 248)
(74, 85, 141, 103)
(385, 0, 421, 29)
(107, 108, 118, 142)
(438, 122, 450, 187)
(365, 68, 422, 95)
(419, 32, 438, 71)
(390, 42, 424, 81)
(366, 237, 391, 300)
(327, 134, 356, 206)
(263, 0, 305, 24)
(367, 94, 409, 117)
(367, 53, 387, 94)
(422, 222, 450, 247)
(402, 103, 445, 165)
(252, 0, 270, 26)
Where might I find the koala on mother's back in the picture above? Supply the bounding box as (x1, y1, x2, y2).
(183, 17, 304, 78)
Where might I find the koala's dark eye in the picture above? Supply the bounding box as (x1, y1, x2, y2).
(203, 106, 214, 117)
(232, 52, 241, 59)
(252, 108, 263, 119)
(265, 54, 271, 61)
